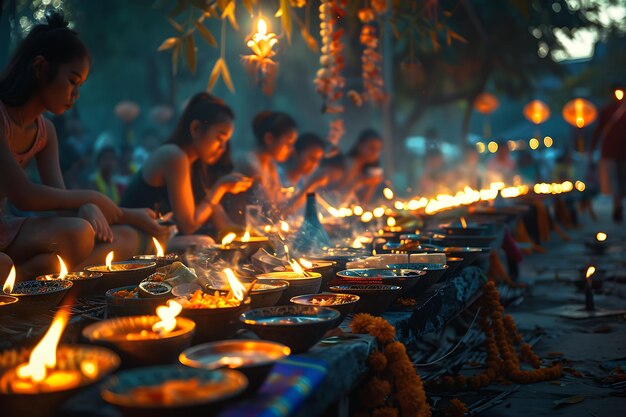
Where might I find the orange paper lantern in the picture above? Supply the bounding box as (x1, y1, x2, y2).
(562, 98, 597, 128)
(474, 92, 499, 115)
(523, 100, 550, 125)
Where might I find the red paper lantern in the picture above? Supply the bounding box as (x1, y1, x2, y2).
(523, 100, 550, 125)
(473, 92, 499, 115)
(562, 98, 597, 128)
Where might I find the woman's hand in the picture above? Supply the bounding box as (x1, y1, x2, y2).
(122, 208, 171, 238)
(78, 203, 114, 242)
(88, 191, 123, 223)
(217, 173, 253, 195)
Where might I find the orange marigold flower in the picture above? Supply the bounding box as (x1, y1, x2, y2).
(383, 341, 406, 362)
(370, 317, 396, 344)
(361, 376, 391, 408)
(368, 350, 388, 372)
(443, 398, 468, 417)
(351, 313, 375, 334)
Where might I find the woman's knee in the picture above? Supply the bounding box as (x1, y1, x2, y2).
(0, 252, 12, 280)
(58, 218, 95, 262)
(110, 225, 140, 259)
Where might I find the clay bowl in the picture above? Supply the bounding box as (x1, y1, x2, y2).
(105, 285, 173, 317)
(8, 280, 72, 314)
(36, 271, 102, 298)
(0, 345, 120, 417)
(179, 339, 290, 396)
(132, 254, 179, 269)
(101, 366, 247, 417)
(240, 305, 340, 353)
(290, 292, 360, 326)
(178, 298, 251, 344)
(82, 315, 195, 367)
(255, 272, 322, 305)
(86, 261, 156, 293)
(0, 294, 19, 314)
(328, 284, 402, 316)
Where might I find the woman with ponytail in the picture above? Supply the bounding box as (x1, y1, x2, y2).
(121, 93, 252, 251)
(0, 10, 166, 278)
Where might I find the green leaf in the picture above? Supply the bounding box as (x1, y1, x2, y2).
(221, 1, 239, 30)
(168, 0, 189, 17)
(157, 37, 178, 51)
(243, 0, 256, 15)
(194, 20, 217, 47)
(280, 0, 292, 43)
(172, 42, 181, 75)
(207, 58, 223, 92)
(185, 34, 197, 74)
(168, 17, 184, 33)
(220, 59, 235, 93)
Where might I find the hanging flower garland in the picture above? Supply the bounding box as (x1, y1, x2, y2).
(428, 281, 562, 392)
(315, 0, 347, 114)
(350, 314, 432, 417)
(350, 2, 387, 106)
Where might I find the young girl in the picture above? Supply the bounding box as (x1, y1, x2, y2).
(0, 10, 165, 279)
(333, 129, 384, 206)
(120, 93, 252, 252)
(233, 111, 298, 221)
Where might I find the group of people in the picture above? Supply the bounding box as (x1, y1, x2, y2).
(0, 11, 386, 280)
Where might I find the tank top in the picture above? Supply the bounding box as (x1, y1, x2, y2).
(0, 101, 48, 167)
(120, 170, 170, 214)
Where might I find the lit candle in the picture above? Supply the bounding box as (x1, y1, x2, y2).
(596, 232, 607, 242)
(3, 265, 16, 294)
(105, 251, 114, 272)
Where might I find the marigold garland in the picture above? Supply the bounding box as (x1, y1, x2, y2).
(443, 398, 467, 417)
(350, 314, 431, 417)
(429, 281, 562, 391)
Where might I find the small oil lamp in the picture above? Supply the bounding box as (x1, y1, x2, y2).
(257, 258, 322, 305)
(0, 306, 120, 417)
(584, 266, 596, 311)
(85, 251, 156, 291)
(5, 264, 73, 313)
(133, 237, 179, 267)
(36, 255, 102, 298)
(82, 299, 195, 366)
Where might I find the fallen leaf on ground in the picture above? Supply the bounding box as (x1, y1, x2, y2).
(553, 395, 585, 408)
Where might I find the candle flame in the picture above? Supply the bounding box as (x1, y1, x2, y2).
(264, 225, 272, 233)
(221, 232, 236, 245)
(224, 268, 246, 301)
(615, 89, 624, 101)
(105, 251, 114, 271)
(360, 211, 373, 222)
(80, 360, 98, 379)
(3, 265, 16, 294)
(596, 232, 607, 242)
(280, 221, 290, 233)
(16, 307, 70, 383)
(387, 217, 396, 227)
(242, 230, 251, 243)
(576, 117, 584, 128)
(152, 237, 164, 257)
(352, 237, 364, 249)
(152, 300, 182, 336)
(460, 217, 467, 229)
(586, 266, 596, 280)
(288, 259, 306, 277)
(257, 17, 267, 35)
(56, 255, 68, 279)
(298, 258, 313, 269)
(383, 187, 394, 200)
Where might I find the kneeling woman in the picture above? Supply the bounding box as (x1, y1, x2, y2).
(121, 93, 252, 252)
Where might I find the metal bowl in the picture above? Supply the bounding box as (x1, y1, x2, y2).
(106, 285, 173, 317)
(9, 280, 72, 313)
(86, 260, 157, 293)
(328, 284, 402, 316)
(101, 366, 247, 417)
(133, 254, 179, 268)
(386, 263, 449, 295)
(82, 315, 195, 367)
(290, 293, 360, 326)
(240, 305, 340, 353)
(0, 345, 119, 417)
(179, 339, 290, 395)
(334, 268, 426, 295)
(36, 271, 102, 298)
